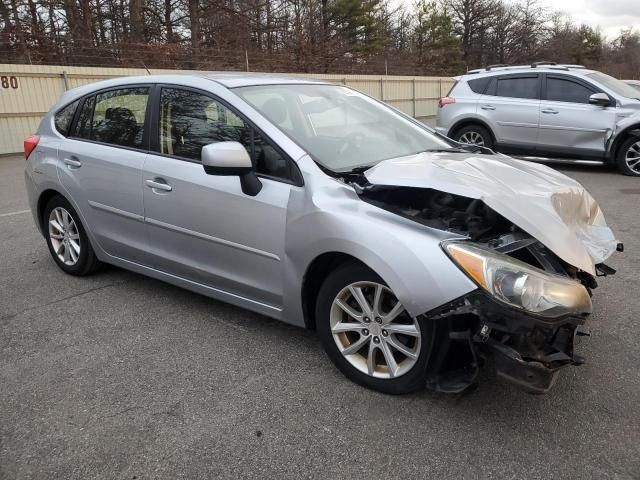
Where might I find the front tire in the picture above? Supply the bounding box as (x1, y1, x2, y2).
(316, 261, 435, 394)
(43, 195, 101, 276)
(616, 137, 640, 176)
(454, 124, 494, 150)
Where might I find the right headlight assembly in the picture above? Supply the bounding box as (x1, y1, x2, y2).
(444, 241, 592, 318)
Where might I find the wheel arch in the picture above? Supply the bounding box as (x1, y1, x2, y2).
(449, 118, 496, 143)
(301, 252, 374, 330)
(37, 188, 66, 232)
(610, 125, 640, 162)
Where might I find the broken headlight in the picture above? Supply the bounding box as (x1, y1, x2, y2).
(444, 242, 592, 318)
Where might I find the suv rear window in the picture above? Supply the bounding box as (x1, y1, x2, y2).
(467, 77, 491, 94)
(54, 100, 79, 136)
(494, 76, 539, 99)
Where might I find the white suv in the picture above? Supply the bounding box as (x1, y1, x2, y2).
(435, 63, 640, 176)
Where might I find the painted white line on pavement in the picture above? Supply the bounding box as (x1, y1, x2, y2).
(0, 209, 30, 218)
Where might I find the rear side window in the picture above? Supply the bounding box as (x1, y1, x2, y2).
(545, 77, 595, 104)
(54, 100, 79, 136)
(495, 76, 539, 99)
(467, 77, 491, 94)
(75, 87, 150, 149)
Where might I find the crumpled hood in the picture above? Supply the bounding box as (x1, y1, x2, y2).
(364, 152, 619, 275)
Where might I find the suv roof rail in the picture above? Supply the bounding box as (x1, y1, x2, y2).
(559, 64, 586, 69)
(485, 64, 510, 71)
(531, 61, 556, 68)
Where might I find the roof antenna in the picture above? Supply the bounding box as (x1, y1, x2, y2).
(141, 62, 151, 75)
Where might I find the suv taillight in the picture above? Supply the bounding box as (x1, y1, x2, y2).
(24, 134, 40, 160)
(438, 97, 456, 108)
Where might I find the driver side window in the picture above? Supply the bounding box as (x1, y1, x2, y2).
(158, 87, 298, 183)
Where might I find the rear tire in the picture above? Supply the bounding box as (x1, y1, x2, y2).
(454, 124, 494, 150)
(43, 195, 101, 276)
(316, 261, 435, 394)
(616, 137, 640, 176)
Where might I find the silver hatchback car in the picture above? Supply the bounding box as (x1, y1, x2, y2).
(436, 63, 640, 176)
(25, 74, 621, 394)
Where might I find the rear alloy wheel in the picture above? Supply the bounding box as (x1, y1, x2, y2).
(616, 137, 640, 176)
(316, 262, 434, 394)
(44, 195, 101, 276)
(454, 125, 494, 150)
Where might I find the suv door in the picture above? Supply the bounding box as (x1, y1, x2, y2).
(537, 74, 617, 159)
(58, 86, 151, 263)
(142, 86, 302, 312)
(480, 74, 540, 151)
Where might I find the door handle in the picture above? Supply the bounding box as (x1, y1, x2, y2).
(63, 157, 82, 168)
(541, 109, 558, 114)
(481, 105, 496, 110)
(145, 178, 173, 192)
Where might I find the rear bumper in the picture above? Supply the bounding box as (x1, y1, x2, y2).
(423, 290, 589, 394)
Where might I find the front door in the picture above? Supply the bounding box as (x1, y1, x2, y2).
(537, 74, 617, 159)
(142, 86, 302, 309)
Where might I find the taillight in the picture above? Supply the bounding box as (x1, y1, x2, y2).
(24, 134, 40, 160)
(438, 97, 456, 108)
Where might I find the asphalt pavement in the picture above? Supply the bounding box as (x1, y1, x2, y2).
(1, 154, 639, 479)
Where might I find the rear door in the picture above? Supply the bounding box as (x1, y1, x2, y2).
(537, 74, 617, 159)
(57, 86, 151, 263)
(480, 74, 541, 151)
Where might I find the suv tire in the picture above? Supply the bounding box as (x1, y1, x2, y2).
(453, 124, 494, 149)
(616, 136, 640, 176)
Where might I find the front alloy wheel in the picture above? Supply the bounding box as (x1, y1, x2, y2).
(617, 137, 640, 176)
(316, 262, 435, 394)
(330, 281, 421, 379)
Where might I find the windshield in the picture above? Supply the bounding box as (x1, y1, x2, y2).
(587, 72, 640, 99)
(234, 84, 453, 172)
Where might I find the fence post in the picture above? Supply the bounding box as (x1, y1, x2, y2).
(61, 71, 69, 91)
(412, 78, 416, 118)
(380, 78, 384, 101)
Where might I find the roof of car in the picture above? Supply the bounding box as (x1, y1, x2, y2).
(199, 72, 330, 88)
(54, 72, 331, 107)
(461, 64, 597, 78)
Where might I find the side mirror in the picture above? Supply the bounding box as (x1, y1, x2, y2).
(589, 92, 611, 107)
(202, 141, 262, 196)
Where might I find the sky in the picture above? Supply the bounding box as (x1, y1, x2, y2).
(536, 0, 640, 39)
(397, 0, 640, 40)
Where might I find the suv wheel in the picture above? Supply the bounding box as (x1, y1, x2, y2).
(316, 261, 435, 394)
(616, 137, 640, 176)
(454, 125, 494, 149)
(44, 195, 101, 275)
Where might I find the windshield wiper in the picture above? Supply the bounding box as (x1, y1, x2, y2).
(348, 165, 375, 174)
(420, 148, 468, 153)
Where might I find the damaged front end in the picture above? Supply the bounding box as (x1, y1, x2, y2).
(355, 179, 620, 394)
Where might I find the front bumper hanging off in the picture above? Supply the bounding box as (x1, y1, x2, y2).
(423, 291, 591, 394)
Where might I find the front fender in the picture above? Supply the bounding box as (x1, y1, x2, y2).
(281, 157, 476, 325)
(608, 112, 640, 156)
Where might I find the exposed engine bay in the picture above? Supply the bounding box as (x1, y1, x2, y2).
(358, 185, 591, 283)
(351, 181, 618, 393)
